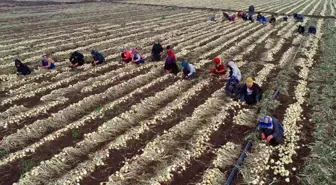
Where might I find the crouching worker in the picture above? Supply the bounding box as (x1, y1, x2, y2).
(181, 60, 196, 79)
(69, 51, 84, 67)
(14, 58, 31, 75)
(131, 48, 145, 64)
(298, 25, 305, 35)
(283, 14, 289, 21)
(121, 47, 132, 63)
(91, 50, 105, 66)
(308, 26, 316, 35)
(151, 40, 163, 61)
(269, 15, 276, 24)
(41, 53, 55, 69)
(164, 45, 179, 75)
(258, 116, 284, 146)
(241, 77, 263, 105)
(229, 14, 236, 21)
(210, 57, 226, 79)
(222, 11, 230, 21)
(225, 61, 241, 94)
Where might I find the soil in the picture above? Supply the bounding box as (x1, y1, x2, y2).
(0, 74, 176, 185)
(80, 80, 224, 185)
(0, 66, 151, 139)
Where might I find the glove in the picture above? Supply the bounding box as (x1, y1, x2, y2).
(266, 135, 273, 144)
(241, 95, 245, 101)
(261, 133, 266, 140)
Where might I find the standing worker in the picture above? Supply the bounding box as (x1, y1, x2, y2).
(69, 51, 85, 67)
(91, 50, 105, 66)
(181, 59, 196, 79)
(40, 53, 55, 69)
(258, 116, 284, 145)
(248, 5, 255, 21)
(151, 40, 164, 62)
(269, 15, 276, 24)
(241, 77, 263, 105)
(14, 58, 31, 75)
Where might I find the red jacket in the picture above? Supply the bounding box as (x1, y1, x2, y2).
(122, 50, 132, 60)
(210, 57, 225, 74)
(167, 49, 176, 60)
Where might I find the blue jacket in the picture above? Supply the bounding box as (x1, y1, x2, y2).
(93, 52, 105, 64)
(259, 117, 284, 139)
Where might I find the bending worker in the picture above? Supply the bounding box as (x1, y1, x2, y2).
(181, 59, 196, 79)
(241, 77, 263, 105)
(69, 51, 85, 67)
(258, 116, 284, 145)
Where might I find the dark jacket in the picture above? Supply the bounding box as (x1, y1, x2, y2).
(298, 25, 305, 34)
(241, 83, 263, 104)
(152, 43, 163, 55)
(259, 117, 284, 139)
(93, 51, 105, 64)
(70, 51, 84, 66)
(15, 60, 31, 75)
(249, 5, 255, 14)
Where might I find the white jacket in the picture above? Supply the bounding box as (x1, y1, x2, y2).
(228, 61, 241, 81)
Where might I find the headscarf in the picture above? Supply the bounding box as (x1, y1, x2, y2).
(14, 58, 22, 67)
(227, 61, 241, 81)
(246, 77, 254, 89)
(213, 57, 222, 65)
(42, 53, 48, 59)
(258, 116, 273, 128)
(91, 50, 97, 55)
(181, 60, 189, 69)
(132, 48, 140, 55)
(121, 47, 127, 52)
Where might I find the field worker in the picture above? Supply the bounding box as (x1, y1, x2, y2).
(225, 60, 241, 93)
(222, 11, 230, 21)
(181, 60, 196, 79)
(91, 50, 105, 66)
(229, 14, 236, 21)
(308, 26, 317, 35)
(14, 58, 31, 75)
(248, 5, 255, 15)
(298, 25, 305, 35)
(69, 51, 84, 67)
(41, 53, 55, 69)
(237, 11, 242, 18)
(269, 15, 276, 24)
(210, 57, 226, 78)
(293, 13, 304, 22)
(241, 77, 263, 105)
(256, 12, 262, 22)
(242, 12, 248, 21)
(151, 40, 163, 62)
(260, 16, 267, 24)
(131, 48, 145, 64)
(283, 14, 289, 21)
(258, 116, 284, 145)
(164, 45, 179, 75)
(121, 47, 132, 63)
(248, 5, 255, 21)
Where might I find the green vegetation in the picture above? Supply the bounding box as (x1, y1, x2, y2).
(302, 19, 336, 185)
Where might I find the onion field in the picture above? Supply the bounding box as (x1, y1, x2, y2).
(0, 0, 335, 185)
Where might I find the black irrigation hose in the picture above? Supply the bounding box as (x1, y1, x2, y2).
(225, 140, 253, 185)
